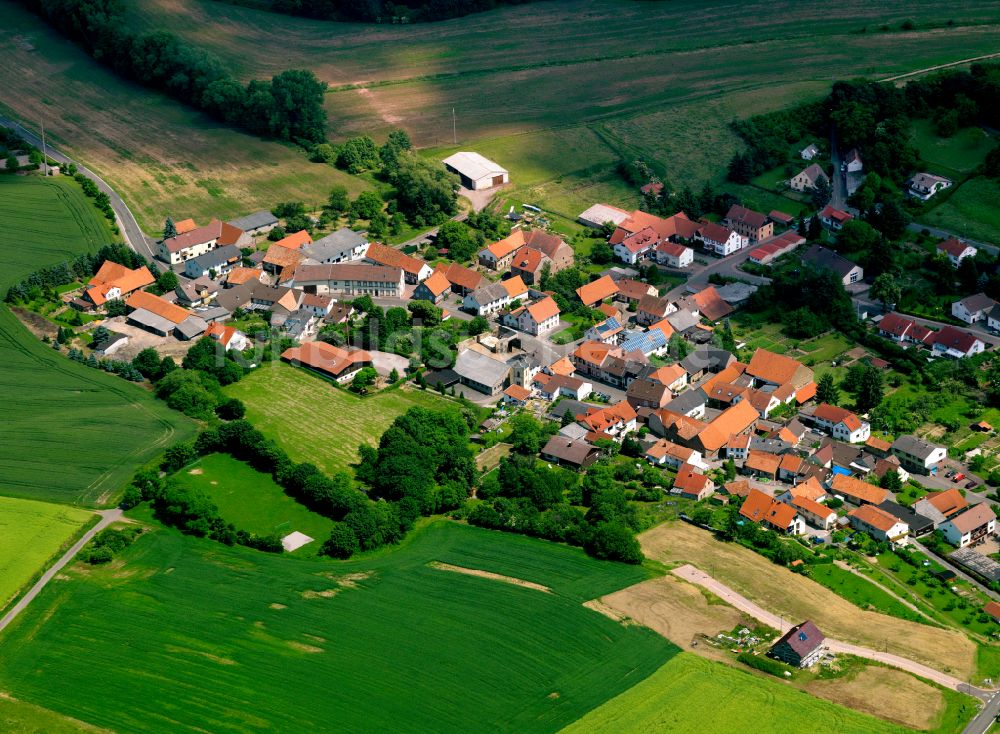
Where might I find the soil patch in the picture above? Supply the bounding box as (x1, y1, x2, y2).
(428, 562, 551, 593)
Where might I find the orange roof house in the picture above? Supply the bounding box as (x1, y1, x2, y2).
(576, 275, 620, 307)
(923, 488, 968, 518)
(437, 262, 484, 295)
(503, 384, 532, 403)
(745, 450, 781, 478)
(695, 400, 759, 456)
(830, 474, 887, 506)
(547, 357, 576, 377)
(747, 348, 812, 388)
(418, 270, 451, 299)
(281, 341, 372, 380)
(501, 276, 529, 300)
(690, 286, 733, 321)
(673, 463, 714, 499)
(226, 266, 264, 286)
(174, 218, 197, 234)
(740, 488, 800, 533)
(84, 261, 155, 307)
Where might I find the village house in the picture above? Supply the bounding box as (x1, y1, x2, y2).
(224, 266, 264, 289)
(262, 244, 303, 279)
(800, 143, 819, 160)
(204, 322, 249, 352)
(672, 463, 715, 501)
(293, 263, 405, 298)
(810, 403, 870, 443)
(744, 450, 781, 480)
(789, 163, 828, 193)
(76, 261, 154, 311)
(908, 172, 952, 200)
(952, 293, 995, 324)
(125, 290, 207, 340)
(282, 341, 372, 382)
(412, 270, 451, 303)
(930, 325, 985, 359)
(848, 505, 909, 545)
(876, 312, 934, 345)
(626, 377, 673, 410)
(745, 348, 816, 402)
(768, 621, 825, 668)
(174, 277, 217, 308)
(939, 503, 997, 548)
(937, 237, 978, 267)
(464, 282, 511, 316)
(724, 205, 773, 243)
(502, 384, 532, 407)
(844, 148, 863, 173)
(442, 151, 508, 190)
(790, 496, 838, 530)
(436, 263, 484, 296)
(300, 293, 335, 319)
(501, 296, 561, 335)
(682, 286, 733, 322)
(914, 489, 967, 529)
(576, 401, 638, 442)
(645, 439, 707, 471)
(614, 278, 658, 305)
(541, 436, 601, 469)
(636, 294, 674, 326)
(829, 473, 887, 506)
(878, 500, 935, 538)
(802, 244, 863, 286)
(613, 226, 660, 264)
(184, 245, 242, 280)
(364, 242, 432, 284)
(740, 488, 805, 535)
(818, 205, 854, 231)
(695, 222, 746, 256)
(576, 275, 620, 307)
(158, 220, 225, 264)
(748, 230, 805, 265)
(653, 240, 694, 268)
(585, 317, 624, 344)
(647, 364, 688, 393)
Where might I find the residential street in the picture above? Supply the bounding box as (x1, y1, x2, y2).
(664, 244, 771, 301)
(672, 563, 992, 698)
(0, 117, 157, 261)
(0, 508, 122, 635)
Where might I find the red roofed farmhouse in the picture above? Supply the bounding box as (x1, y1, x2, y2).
(282, 341, 372, 382)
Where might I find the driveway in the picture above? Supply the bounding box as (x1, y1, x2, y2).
(672, 563, 990, 697)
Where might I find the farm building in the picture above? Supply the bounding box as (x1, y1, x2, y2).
(281, 342, 372, 382)
(442, 152, 508, 190)
(578, 203, 631, 229)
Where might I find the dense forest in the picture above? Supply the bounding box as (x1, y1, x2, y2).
(17, 0, 328, 145)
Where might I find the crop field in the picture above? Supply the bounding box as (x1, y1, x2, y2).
(169, 453, 334, 549)
(0, 497, 93, 611)
(559, 652, 917, 734)
(920, 176, 1000, 246)
(0, 2, 369, 234)
(224, 362, 465, 475)
(0, 521, 673, 733)
(0, 176, 194, 505)
(0, 695, 108, 734)
(640, 521, 977, 678)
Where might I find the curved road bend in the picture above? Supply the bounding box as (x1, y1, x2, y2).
(671, 563, 990, 697)
(0, 117, 156, 261)
(0, 509, 122, 635)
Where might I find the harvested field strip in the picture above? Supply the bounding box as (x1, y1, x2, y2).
(428, 562, 552, 593)
(640, 522, 976, 678)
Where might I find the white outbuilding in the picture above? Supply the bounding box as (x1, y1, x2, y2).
(442, 152, 509, 190)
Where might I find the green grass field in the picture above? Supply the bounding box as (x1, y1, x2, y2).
(807, 563, 925, 623)
(169, 453, 334, 549)
(224, 362, 465, 475)
(0, 696, 107, 734)
(559, 652, 916, 734)
(0, 496, 93, 610)
(0, 176, 194, 505)
(910, 120, 997, 179)
(0, 521, 674, 733)
(920, 176, 1000, 245)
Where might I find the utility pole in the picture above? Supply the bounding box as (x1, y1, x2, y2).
(452, 108, 457, 145)
(39, 119, 48, 176)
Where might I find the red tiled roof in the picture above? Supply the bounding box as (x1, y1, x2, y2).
(576, 275, 620, 306)
(938, 237, 974, 258)
(281, 341, 371, 378)
(126, 290, 190, 324)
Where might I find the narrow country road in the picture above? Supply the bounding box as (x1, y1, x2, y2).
(831, 559, 933, 621)
(0, 117, 156, 261)
(907, 222, 998, 254)
(0, 508, 122, 635)
(880, 52, 1000, 84)
(672, 563, 990, 698)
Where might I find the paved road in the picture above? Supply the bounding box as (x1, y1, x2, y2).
(664, 244, 771, 301)
(963, 691, 1000, 734)
(907, 222, 998, 255)
(0, 508, 122, 635)
(0, 117, 156, 261)
(672, 563, 990, 696)
(853, 295, 1000, 347)
(830, 127, 848, 211)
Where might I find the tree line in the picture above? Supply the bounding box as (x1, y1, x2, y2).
(17, 0, 328, 145)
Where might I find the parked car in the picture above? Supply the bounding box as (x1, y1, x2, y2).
(946, 470, 956, 478)
(966, 480, 978, 489)
(954, 473, 966, 482)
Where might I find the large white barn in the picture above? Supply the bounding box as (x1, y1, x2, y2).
(442, 152, 509, 190)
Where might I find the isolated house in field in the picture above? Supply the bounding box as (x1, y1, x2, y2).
(790, 163, 828, 193)
(937, 237, 978, 267)
(442, 152, 508, 190)
(769, 621, 825, 668)
(907, 172, 952, 200)
(79, 261, 155, 310)
(281, 341, 372, 382)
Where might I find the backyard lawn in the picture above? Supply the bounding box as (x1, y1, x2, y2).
(920, 177, 1000, 246)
